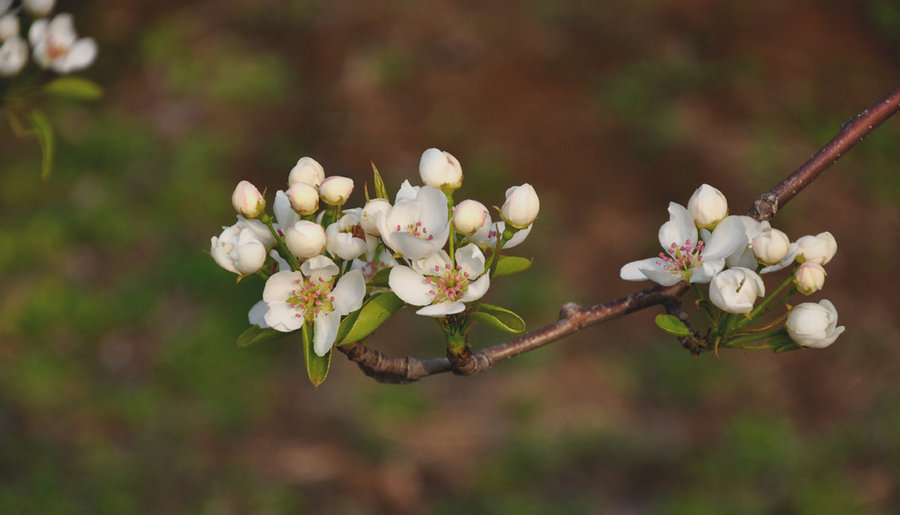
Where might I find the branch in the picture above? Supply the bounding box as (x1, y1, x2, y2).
(339, 85, 900, 383)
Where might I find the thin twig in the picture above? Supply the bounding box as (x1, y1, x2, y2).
(339, 86, 900, 383)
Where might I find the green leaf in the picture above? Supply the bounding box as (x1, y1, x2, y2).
(337, 291, 405, 345)
(370, 267, 391, 288)
(302, 325, 332, 386)
(768, 334, 802, 354)
(654, 314, 692, 337)
(28, 109, 54, 180)
(43, 77, 104, 101)
(472, 303, 526, 333)
(235, 325, 287, 348)
(493, 256, 532, 277)
(371, 161, 389, 200)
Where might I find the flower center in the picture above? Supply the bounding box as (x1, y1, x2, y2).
(47, 40, 67, 60)
(656, 238, 705, 280)
(358, 257, 391, 280)
(286, 277, 335, 321)
(342, 223, 366, 240)
(396, 221, 433, 240)
(425, 263, 470, 302)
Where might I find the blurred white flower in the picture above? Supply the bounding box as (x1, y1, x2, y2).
(29, 13, 97, 74)
(0, 34, 27, 76)
(24, 0, 56, 17)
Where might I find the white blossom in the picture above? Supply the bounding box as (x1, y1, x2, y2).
(284, 220, 327, 259)
(231, 180, 265, 218)
(389, 244, 490, 317)
(29, 13, 97, 74)
(288, 156, 325, 187)
(286, 182, 319, 215)
(419, 147, 463, 190)
(452, 199, 488, 236)
(500, 183, 540, 229)
(319, 176, 354, 206)
(376, 185, 450, 260)
(709, 267, 765, 314)
(686, 184, 728, 229)
(211, 224, 269, 276)
(795, 232, 837, 265)
(793, 262, 826, 295)
(0, 34, 26, 76)
(786, 300, 845, 348)
(325, 212, 368, 260)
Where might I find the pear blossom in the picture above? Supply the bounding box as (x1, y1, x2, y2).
(0, 34, 26, 76)
(325, 212, 368, 260)
(419, 147, 463, 190)
(29, 13, 97, 74)
(262, 256, 365, 355)
(389, 243, 490, 316)
(467, 219, 531, 250)
(394, 179, 420, 203)
(273, 189, 301, 233)
(211, 224, 269, 276)
(24, 0, 56, 16)
(284, 220, 327, 259)
(709, 267, 765, 314)
(786, 300, 845, 348)
(501, 184, 540, 229)
(319, 176, 354, 206)
(686, 184, 728, 229)
(376, 185, 450, 260)
(287, 182, 319, 215)
(352, 247, 397, 281)
(360, 198, 391, 236)
(288, 157, 325, 187)
(793, 262, 826, 295)
(453, 199, 489, 236)
(231, 180, 265, 218)
(752, 227, 791, 266)
(620, 203, 748, 286)
(0, 13, 19, 40)
(795, 232, 837, 265)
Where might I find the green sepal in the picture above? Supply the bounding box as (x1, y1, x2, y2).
(472, 303, 526, 333)
(371, 161, 390, 200)
(336, 291, 405, 345)
(370, 267, 391, 288)
(767, 334, 802, 354)
(43, 77, 104, 101)
(302, 325, 332, 386)
(654, 314, 692, 337)
(236, 325, 287, 348)
(493, 256, 532, 277)
(28, 109, 54, 179)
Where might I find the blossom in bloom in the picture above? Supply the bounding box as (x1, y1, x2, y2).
(231, 180, 265, 218)
(709, 267, 765, 314)
(352, 247, 397, 281)
(284, 220, 327, 259)
(262, 256, 365, 355)
(389, 243, 490, 316)
(288, 156, 325, 187)
(793, 262, 826, 295)
(620, 203, 748, 286)
(752, 226, 791, 266)
(29, 13, 97, 74)
(319, 176, 354, 206)
(325, 212, 368, 260)
(795, 232, 837, 265)
(419, 147, 463, 190)
(376, 185, 450, 260)
(24, 0, 56, 16)
(287, 182, 318, 215)
(0, 34, 26, 76)
(786, 299, 845, 348)
(211, 224, 269, 276)
(500, 184, 540, 229)
(453, 199, 489, 236)
(686, 184, 728, 229)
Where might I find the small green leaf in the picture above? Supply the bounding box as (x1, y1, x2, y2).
(371, 161, 389, 200)
(337, 291, 405, 345)
(371, 267, 391, 288)
(43, 77, 104, 101)
(768, 334, 802, 354)
(28, 109, 54, 180)
(493, 256, 532, 277)
(236, 325, 288, 348)
(654, 314, 692, 337)
(302, 325, 331, 386)
(472, 303, 526, 333)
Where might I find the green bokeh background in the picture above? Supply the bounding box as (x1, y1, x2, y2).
(1, 1, 899, 513)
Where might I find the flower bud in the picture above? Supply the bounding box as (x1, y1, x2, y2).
(453, 199, 489, 236)
(24, 0, 56, 16)
(287, 182, 319, 215)
(419, 148, 463, 190)
(786, 299, 845, 348)
(751, 227, 790, 265)
(793, 262, 826, 295)
(210, 225, 268, 275)
(319, 176, 354, 206)
(709, 267, 765, 314)
(325, 213, 368, 260)
(0, 36, 28, 77)
(686, 184, 728, 229)
(284, 220, 327, 259)
(0, 14, 20, 40)
(231, 180, 265, 218)
(288, 157, 325, 187)
(795, 232, 837, 265)
(500, 183, 539, 229)
(360, 198, 391, 236)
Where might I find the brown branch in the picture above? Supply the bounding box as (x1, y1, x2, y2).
(339, 85, 900, 383)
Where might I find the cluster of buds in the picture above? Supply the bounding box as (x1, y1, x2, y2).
(211, 148, 539, 384)
(621, 184, 844, 352)
(0, 0, 96, 77)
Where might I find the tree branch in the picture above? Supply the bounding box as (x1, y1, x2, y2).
(339, 85, 900, 383)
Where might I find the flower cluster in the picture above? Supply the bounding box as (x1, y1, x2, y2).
(0, 0, 96, 77)
(211, 148, 539, 384)
(621, 184, 844, 352)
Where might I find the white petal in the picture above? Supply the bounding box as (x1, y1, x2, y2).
(331, 270, 365, 315)
(388, 266, 434, 306)
(248, 300, 269, 328)
(658, 203, 697, 250)
(620, 257, 659, 281)
(28, 19, 48, 47)
(390, 232, 439, 260)
(60, 38, 96, 73)
(461, 275, 490, 302)
(264, 303, 303, 332)
(301, 255, 339, 282)
(263, 271, 303, 303)
(641, 265, 684, 286)
(455, 243, 485, 278)
(503, 224, 531, 249)
(703, 216, 749, 260)
(274, 190, 300, 229)
(691, 258, 726, 283)
(411, 250, 452, 276)
(394, 179, 419, 203)
(313, 311, 340, 356)
(416, 301, 465, 317)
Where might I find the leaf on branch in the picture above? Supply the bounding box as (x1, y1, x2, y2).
(654, 314, 692, 337)
(493, 255, 532, 277)
(236, 325, 288, 348)
(371, 161, 390, 200)
(28, 109, 54, 180)
(768, 334, 802, 354)
(337, 291, 405, 345)
(42, 77, 104, 101)
(472, 303, 526, 333)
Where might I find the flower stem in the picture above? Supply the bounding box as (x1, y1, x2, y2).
(260, 213, 302, 272)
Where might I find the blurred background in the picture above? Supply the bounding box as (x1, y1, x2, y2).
(1, 0, 899, 513)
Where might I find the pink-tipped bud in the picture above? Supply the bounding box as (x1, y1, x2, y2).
(419, 148, 463, 190)
(793, 262, 826, 295)
(231, 180, 265, 218)
(319, 176, 354, 206)
(288, 157, 325, 187)
(453, 199, 489, 236)
(287, 182, 319, 215)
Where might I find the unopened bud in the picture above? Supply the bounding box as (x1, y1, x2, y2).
(288, 157, 325, 187)
(319, 176, 354, 206)
(231, 180, 265, 218)
(752, 227, 790, 265)
(453, 199, 489, 236)
(419, 148, 463, 191)
(500, 184, 539, 229)
(284, 220, 327, 259)
(287, 182, 319, 215)
(795, 232, 837, 265)
(360, 198, 391, 235)
(793, 262, 826, 295)
(686, 184, 728, 229)
(786, 300, 844, 348)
